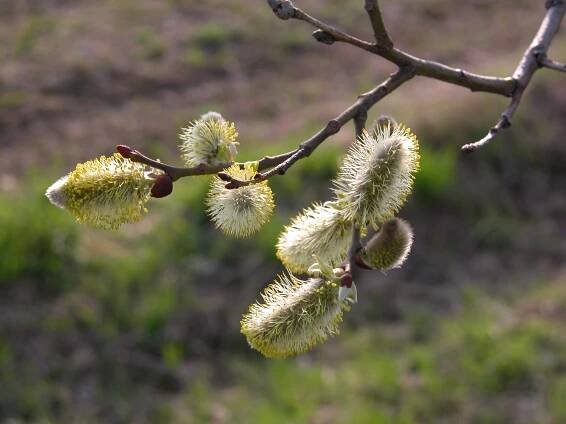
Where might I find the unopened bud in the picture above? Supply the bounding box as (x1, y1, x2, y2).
(362, 218, 413, 271)
(151, 174, 173, 198)
(340, 272, 353, 288)
(217, 172, 232, 182)
(116, 145, 134, 159)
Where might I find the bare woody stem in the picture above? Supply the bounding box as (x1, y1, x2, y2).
(462, 1, 566, 152)
(222, 67, 415, 188)
(347, 224, 364, 284)
(537, 54, 566, 72)
(268, 0, 564, 152)
(276, 1, 515, 95)
(117, 145, 297, 182)
(122, 0, 564, 188)
(364, 0, 393, 48)
(116, 145, 231, 181)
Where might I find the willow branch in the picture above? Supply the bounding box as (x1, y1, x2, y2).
(116, 145, 230, 181)
(462, 1, 565, 152)
(268, 0, 564, 153)
(117, 145, 295, 182)
(268, 0, 515, 96)
(364, 0, 393, 48)
(122, 1, 563, 187)
(347, 224, 364, 284)
(354, 110, 368, 139)
(222, 67, 415, 188)
(538, 53, 566, 72)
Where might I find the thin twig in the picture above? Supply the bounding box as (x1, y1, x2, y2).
(364, 0, 393, 48)
(538, 53, 566, 73)
(117, 146, 296, 182)
(118, 146, 231, 181)
(347, 224, 364, 284)
(120, 0, 564, 186)
(272, 0, 515, 95)
(354, 110, 368, 139)
(223, 67, 415, 188)
(462, 1, 566, 152)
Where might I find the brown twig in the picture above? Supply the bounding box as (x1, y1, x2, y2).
(116, 145, 296, 182)
(122, 0, 564, 187)
(347, 224, 364, 284)
(537, 53, 566, 73)
(364, 0, 393, 48)
(117, 145, 231, 181)
(271, 0, 515, 95)
(268, 0, 564, 153)
(354, 110, 368, 140)
(222, 67, 415, 188)
(462, 1, 565, 152)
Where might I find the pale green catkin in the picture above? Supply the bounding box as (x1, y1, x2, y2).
(179, 111, 239, 167)
(241, 273, 351, 358)
(45, 153, 153, 230)
(206, 163, 274, 238)
(362, 218, 413, 271)
(276, 202, 352, 274)
(333, 123, 419, 229)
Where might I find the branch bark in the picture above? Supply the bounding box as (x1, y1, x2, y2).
(117, 146, 231, 181)
(462, 1, 566, 152)
(364, 0, 393, 48)
(122, 1, 564, 187)
(274, 0, 515, 96)
(267, 0, 563, 155)
(223, 67, 415, 188)
(538, 53, 566, 73)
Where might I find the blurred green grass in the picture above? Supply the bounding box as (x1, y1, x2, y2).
(0, 132, 565, 422)
(173, 284, 566, 424)
(0, 0, 565, 421)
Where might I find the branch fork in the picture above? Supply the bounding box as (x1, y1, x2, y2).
(121, 1, 563, 188)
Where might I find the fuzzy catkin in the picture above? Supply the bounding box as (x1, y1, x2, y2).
(362, 218, 413, 270)
(333, 124, 419, 229)
(241, 274, 350, 358)
(276, 202, 352, 274)
(206, 163, 274, 238)
(179, 111, 239, 167)
(45, 154, 153, 230)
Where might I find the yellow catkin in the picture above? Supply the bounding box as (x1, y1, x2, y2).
(241, 274, 351, 358)
(206, 163, 274, 238)
(362, 218, 413, 270)
(333, 123, 419, 229)
(276, 202, 351, 274)
(179, 111, 239, 167)
(46, 154, 153, 230)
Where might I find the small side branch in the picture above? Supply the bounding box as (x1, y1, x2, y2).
(120, 1, 565, 184)
(354, 110, 368, 139)
(272, 0, 515, 96)
(364, 0, 393, 48)
(223, 67, 415, 188)
(116, 145, 231, 181)
(538, 53, 566, 73)
(116, 145, 295, 182)
(462, 1, 565, 152)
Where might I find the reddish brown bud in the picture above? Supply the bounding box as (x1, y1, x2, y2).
(151, 174, 173, 198)
(116, 145, 134, 159)
(217, 172, 232, 182)
(353, 254, 374, 270)
(340, 272, 353, 288)
(224, 181, 239, 189)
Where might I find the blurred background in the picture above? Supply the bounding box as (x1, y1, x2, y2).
(0, 0, 565, 422)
